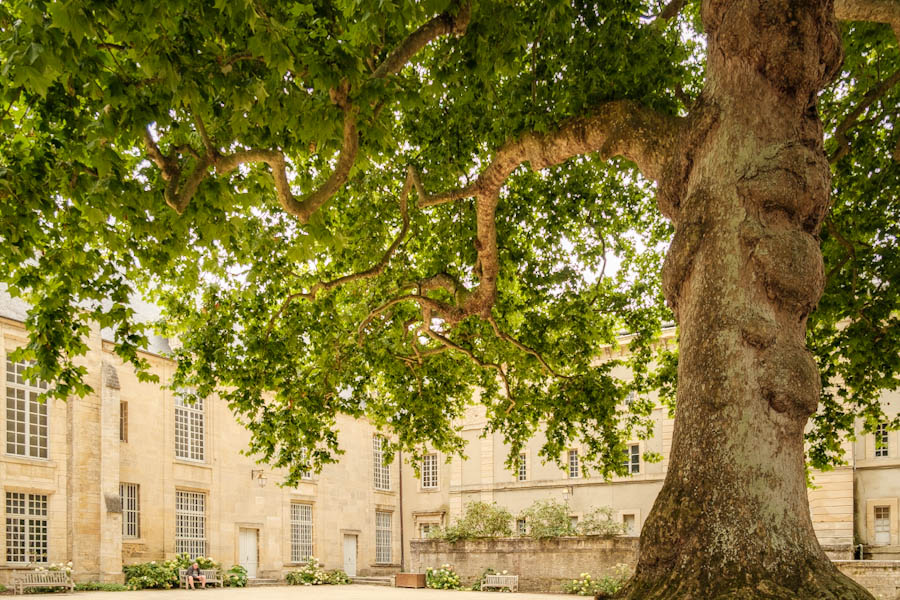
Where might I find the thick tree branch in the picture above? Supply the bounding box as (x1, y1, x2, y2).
(652, 0, 689, 26)
(371, 1, 471, 79)
(829, 66, 900, 163)
(835, 0, 900, 38)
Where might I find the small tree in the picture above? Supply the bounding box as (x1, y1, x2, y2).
(518, 499, 576, 539)
(578, 506, 627, 537)
(433, 501, 512, 542)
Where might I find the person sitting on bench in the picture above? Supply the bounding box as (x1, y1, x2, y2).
(186, 562, 207, 589)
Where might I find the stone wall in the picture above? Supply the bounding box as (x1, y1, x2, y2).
(410, 537, 639, 592)
(834, 561, 900, 600)
(411, 538, 900, 597)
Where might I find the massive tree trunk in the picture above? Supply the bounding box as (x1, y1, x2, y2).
(623, 1, 873, 598)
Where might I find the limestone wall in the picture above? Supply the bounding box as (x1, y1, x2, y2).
(410, 536, 639, 592)
(834, 561, 900, 600)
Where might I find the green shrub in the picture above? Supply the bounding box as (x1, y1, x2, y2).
(325, 569, 351, 585)
(577, 506, 628, 537)
(562, 564, 632, 597)
(224, 565, 248, 587)
(518, 499, 576, 539)
(431, 501, 513, 541)
(426, 564, 462, 589)
(74, 582, 131, 591)
(123, 554, 222, 589)
(285, 557, 330, 585)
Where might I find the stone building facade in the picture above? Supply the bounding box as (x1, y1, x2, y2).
(401, 329, 900, 563)
(1, 308, 898, 586)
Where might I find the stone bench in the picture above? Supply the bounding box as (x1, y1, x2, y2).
(12, 569, 74, 595)
(178, 568, 224, 588)
(481, 573, 519, 592)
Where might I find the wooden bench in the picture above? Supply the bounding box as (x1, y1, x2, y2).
(481, 573, 519, 592)
(178, 568, 224, 588)
(12, 570, 74, 595)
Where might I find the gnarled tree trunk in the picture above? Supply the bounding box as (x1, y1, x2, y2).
(624, 1, 873, 598)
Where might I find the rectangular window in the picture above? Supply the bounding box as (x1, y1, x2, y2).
(175, 490, 206, 557)
(5, 360, 49, 459)
(517, 452, 527, 481)
(874, 506, 890, 545)
(375, 511, 392, 564)
(622, 514, 636, 535)
(568, 449, 579, 479)
(569, 516, 579, 530)
(120, 483, 140, 539)
(5, 492, 48, 563)
(175, 396, 205, 462)
(624, 444, 640, 474)
(874, 423, 889, 457)
(119, 402, 128, 442)
(516, 518, 527, 535)
(291, 503, 313, 562)
(419, 523, 435, 539)
(421, 454, 438, 489)
(373, 435, 390, 491)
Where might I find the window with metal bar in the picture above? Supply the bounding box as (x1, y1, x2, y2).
(120, 483, 140, 538)
(373, 436, 390, 490)
(6, 360, 48, 459)
(175, 490, 206, 557)
(175, 396, 204, 462)
(375, 511, 392, 564)
(291, 503, 313, 562)
(5, 492, 48, 563)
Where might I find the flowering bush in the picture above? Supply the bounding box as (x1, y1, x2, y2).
(224, 564, 248, 587)
(325, 569, 351, 584)
(37, 561, 74, 575)
(562, 564, 632, 597)
(285, 557, 331, 586)
(426, 564, 462, 589)
(430, 502, 513, 542)
(123, 554, 222, 589)
(578, 506, 628, 537)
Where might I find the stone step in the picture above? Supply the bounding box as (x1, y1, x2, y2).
(247, 578, 281, 586)
(350, 576, 394, 587)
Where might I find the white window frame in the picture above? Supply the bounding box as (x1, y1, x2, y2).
(175, 396, 205, 462)
(874, 506, 890, 545)
(874, 423, 889, 457)
(624, 444, 640, 474)
(375, 511, 392, 564)
(120, 483, 140, 539)
(419, 523, 435, 539)
(421, 453, 438, 489)
(517, 452, 527, 482)
(516, 518, 527, 535)
(373, 436, 391, 491)
(568, 449, 579, 479)
(175, 490, 206, 557)
(5, 360, 49, 459)
(5, 492, 48, 563)
(290, 503, 313, 562)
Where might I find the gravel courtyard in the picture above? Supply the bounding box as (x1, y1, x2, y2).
(22, 585, 562, 599)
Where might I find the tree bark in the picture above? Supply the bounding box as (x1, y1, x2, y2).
(623, 1, 873, 598)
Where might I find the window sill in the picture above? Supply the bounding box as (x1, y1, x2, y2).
(371, 563, 401, 568)
(2, 454, 54, 467)
(173, 459, 212, 469)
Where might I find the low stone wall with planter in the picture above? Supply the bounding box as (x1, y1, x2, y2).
(410, 536, 639, 592)
(834, 561, 900, 600)
(411, 538, 899, 596)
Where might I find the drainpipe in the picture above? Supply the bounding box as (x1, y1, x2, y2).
(398, 448, 405, 572)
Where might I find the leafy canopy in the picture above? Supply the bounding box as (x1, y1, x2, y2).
(0, 0, 898, 484)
